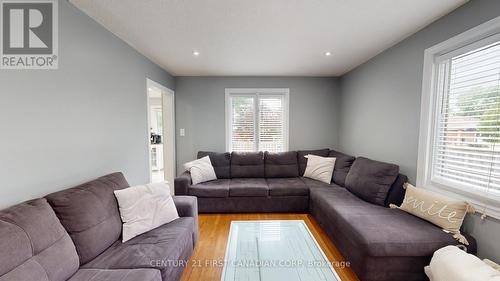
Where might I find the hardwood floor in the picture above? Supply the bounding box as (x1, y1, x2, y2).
(180, 213, 360, 281)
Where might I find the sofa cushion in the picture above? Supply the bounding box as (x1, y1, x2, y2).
(309, 186, 461, 257)
(69, 269, 161, 281)
(229, 178, 269, 197)
(297, 149, 330, 176)
(329, 150, 356, 186)
(231, 152, 265, 178)
(189, 179, 230, 198)
(264, 151, 299, 178)
(45, 172, 129, 264)
(198, 151, 231, 178)
(82, 217, 195, 281)
(267, 178, 308, 196)
(345, 157, 399, 206)
(0, 199, 79, 281)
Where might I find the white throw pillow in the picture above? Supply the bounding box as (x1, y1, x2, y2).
(114, 182, 179, 242)
(183, 156, 217, 185)
(303, 154, 336, 184)
(425, 246, 500, 281)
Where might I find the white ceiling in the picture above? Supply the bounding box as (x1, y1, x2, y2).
(71, 0, 468, 76)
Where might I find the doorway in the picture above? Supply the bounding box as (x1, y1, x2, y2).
(147, 79, 175, 194)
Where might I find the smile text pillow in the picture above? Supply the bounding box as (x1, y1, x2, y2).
(391, 183, 475, 244)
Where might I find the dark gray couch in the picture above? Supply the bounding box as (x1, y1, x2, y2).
(0, 172, 198, 281)
(175, 150, 477, 281)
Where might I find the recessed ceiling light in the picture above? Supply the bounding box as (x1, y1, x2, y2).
(148, 88, 152, 91)
(325, 51, 332, 56)
(192, 51, 200, 56)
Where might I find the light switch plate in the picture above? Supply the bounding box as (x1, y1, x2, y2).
(180, 128, 185, 136)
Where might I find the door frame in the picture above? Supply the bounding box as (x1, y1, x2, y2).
(146, 78, 176, 193)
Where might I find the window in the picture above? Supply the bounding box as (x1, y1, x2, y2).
(225, 88, 289, 152)
(433, 40, 500, 193)
(418, 16, 500, 219)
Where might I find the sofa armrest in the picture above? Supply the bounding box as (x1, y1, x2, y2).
(175, 171, 192, 195)
(173, 195, 198, 244)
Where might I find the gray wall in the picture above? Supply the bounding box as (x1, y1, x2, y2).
(0, 0, 174, 208)
(337, 0, 500, 261)
(1, 0, 498, 263)
(175, 77, 339, 172)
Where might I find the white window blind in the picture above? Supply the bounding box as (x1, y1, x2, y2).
(226, 89, 289, 153)
(432, 39, 500, 195)
(258, 96, 285, 152)
(230, 96, 256, 152)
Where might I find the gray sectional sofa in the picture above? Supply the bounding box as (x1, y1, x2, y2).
(0, 172, 198, 281)
(175, 149, 477, 281)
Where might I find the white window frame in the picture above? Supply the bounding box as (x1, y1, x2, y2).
(417, 16, 500, 219)
(225, 88, 290, 152)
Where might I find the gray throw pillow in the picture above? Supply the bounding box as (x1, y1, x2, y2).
(345, 157, 399, 206)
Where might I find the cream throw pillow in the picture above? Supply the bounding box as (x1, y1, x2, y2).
(114, 182, 179, 242)
(303, 154, 336, 184)
(183, 156, 217, 185)
(391, 183, 475, 244)
(425, 246, 500, 281)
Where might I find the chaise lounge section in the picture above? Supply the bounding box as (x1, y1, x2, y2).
(175, 149, 477, 281)
(0, 172, 198, 281)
